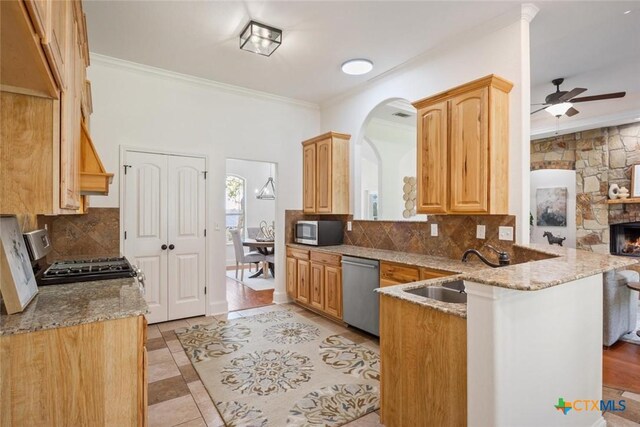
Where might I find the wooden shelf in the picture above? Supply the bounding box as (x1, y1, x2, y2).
(607, 198, 640, 205)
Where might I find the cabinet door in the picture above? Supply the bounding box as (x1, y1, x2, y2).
(417, 101, 448, 214)
(59, 19, 80, 210)
(302, 143, 316, 213)
(42, 0, 67, 89)
(324, 265, 342, 319)
(316, 138, 332, 213)
(449, 88, 489, 213)
(286, 257, 297, 298)
(297, 259, 310, 304)
(310, 262, 324, 310)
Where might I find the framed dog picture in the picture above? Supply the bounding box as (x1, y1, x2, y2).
(632, 164, 640, 198)
(0, 215, 38, 314)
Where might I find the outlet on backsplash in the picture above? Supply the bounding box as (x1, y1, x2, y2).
(476, 225, 486, 239)
(431, 224, 438, 237)
(499, 226, 514, 241)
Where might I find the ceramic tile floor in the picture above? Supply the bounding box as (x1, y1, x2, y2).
(146, 303, 383, 427)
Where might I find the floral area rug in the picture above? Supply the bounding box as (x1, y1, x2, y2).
(175, 308, 380, 426)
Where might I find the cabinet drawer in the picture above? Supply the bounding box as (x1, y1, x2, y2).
(310, 251, 341, 266)
(420, 267, 457, 281)
(287, 247, 309, 260)
(380, 261, 420, 284)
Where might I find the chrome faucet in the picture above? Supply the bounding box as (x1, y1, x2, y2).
(461, 245, 511, 268)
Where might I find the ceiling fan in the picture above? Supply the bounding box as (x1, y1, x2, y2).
(531, 78, 626, 117)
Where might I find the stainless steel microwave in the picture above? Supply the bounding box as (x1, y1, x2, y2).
(295, 220, 344, 246)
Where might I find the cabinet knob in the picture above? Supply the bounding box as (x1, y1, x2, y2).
(169, 244, 175, 250)
(161, 244, 168, 250)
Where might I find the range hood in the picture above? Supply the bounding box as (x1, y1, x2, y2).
(80, 122, 113, 195)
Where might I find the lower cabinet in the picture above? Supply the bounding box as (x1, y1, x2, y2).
(286, 247, 342, 320)
(0, 315, 148, 426)
(380, 261, 456, 286)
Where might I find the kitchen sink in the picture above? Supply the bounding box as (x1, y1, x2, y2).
(403, 284, 467, 304)
(441, 280, 465, 292)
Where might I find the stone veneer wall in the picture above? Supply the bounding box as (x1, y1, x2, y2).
(37, 208, 120, 261)
(531, 122, 640, 253)
(285, 210, 517, 261)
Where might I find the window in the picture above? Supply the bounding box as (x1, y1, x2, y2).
(225, 175, 245, 244)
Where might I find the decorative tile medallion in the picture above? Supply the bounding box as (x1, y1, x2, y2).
(287, 384, 379, 426)
(176, 322, 251, 363)
(221, 349, 314, 396)
(263, 322, 320, 345)
(319, 335, 380, 380)
(244, 310, 294, 324)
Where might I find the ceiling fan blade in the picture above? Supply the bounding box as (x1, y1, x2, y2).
(558, 88, 587, 102)
(531, 103, 548, 106)
(565, 107, 579, 117)
(531, 106, 548, 115)
(570, 92, 626, 103)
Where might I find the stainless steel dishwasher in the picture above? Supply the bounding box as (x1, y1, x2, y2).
(342, 256, 380, 336)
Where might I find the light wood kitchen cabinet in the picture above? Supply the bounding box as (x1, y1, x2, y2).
(0, 0, 112, 219)
(324, 265, 342, 318)
(0, 315, 148, 425)
(286, 246, 343, 320)
(413, 75, 512, 215)
(380, 295, 466, 426)
(297, 259, 310, 304)
(380, 261, 455, 286)
(302, 143, 316, 213)
(302, 131, 350, 215)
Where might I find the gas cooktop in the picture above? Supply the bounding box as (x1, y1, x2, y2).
(38, 257, 136, 285)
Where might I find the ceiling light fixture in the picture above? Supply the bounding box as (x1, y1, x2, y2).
(257, 164, 276, 200)
(624, 10, 631, 14)
(341, 59, 373, 75)
(240, 20, 282, 56)
(545, 102, 573, 117)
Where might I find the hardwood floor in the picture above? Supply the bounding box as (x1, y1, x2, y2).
(225, 274, 274, 312)
(604, 341, 640, 394)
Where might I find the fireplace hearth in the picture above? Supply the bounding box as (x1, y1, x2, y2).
(610, 222, 640, 257)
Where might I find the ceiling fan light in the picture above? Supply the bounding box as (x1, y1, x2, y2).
(545, 102, 573, 117)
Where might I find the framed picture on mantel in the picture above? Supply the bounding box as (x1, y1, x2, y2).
(632, 164, 640, 198)
(0, 215, 38, 314)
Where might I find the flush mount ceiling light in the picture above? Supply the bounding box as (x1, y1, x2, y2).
(240, 20, 282, 56)
(545, 102, 573, 117)
(341, 59, 373, 75)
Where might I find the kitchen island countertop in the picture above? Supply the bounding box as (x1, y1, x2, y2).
(0, 278, 148, 336)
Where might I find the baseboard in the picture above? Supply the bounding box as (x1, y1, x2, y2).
(590, 415, 606, 427)
(272, 290, 292, 304)
(208, 299, 229, 316)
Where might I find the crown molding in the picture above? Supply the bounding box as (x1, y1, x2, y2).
(89, 53, 319, 110)
(521, 3, 540, 23)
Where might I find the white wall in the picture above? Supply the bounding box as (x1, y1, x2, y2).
(529, 169, 577, 248)
(225, 158, 276, 265)
(88, 55, 319, 314)
(321, 7, 536, 243)
(363, 119, 416, 220)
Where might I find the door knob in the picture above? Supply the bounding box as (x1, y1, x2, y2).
(169, 244, 175, 250)
(161, 244, 168, 250)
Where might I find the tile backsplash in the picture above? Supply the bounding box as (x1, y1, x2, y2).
(285, 210, 517, 260)
(38, 208, 120, 261)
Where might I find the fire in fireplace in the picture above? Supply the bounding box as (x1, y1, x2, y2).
(610, 222, 640, 257)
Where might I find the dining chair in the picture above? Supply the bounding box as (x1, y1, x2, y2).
(246, 227, 261, 271)
(265, 253, 275, 278)
(230, 229, 265, 281)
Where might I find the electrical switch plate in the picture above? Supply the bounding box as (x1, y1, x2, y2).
(476, 225, 486, 239)
(347, 221, 352, 231)
(215, 223, 220, 231)
(499, 226, 514, 241)
(431, 223, 438, 237)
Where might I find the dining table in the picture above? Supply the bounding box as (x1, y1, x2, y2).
(242, 239, 275, 278)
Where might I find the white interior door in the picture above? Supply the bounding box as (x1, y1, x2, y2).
(167, 155, 206, 320)
(123, 151, 169, 324)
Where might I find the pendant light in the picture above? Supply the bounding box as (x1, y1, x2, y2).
(257, 164, 276, 200)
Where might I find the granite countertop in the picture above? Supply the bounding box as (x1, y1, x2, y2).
(0, 278, 148, 336)
(286, 242, 638, 318)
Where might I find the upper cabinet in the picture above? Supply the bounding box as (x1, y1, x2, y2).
(0, 0, 111, 217)
(302, 132, 350, 215)
(413, 75, 512, 215)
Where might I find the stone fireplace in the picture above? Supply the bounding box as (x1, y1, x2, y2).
(610, 222, 640, 257)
